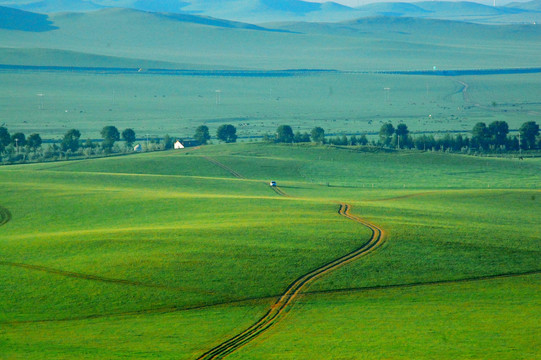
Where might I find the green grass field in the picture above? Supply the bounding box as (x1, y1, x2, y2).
(0, 143, 539, 359)
(1, 71, 540, 140)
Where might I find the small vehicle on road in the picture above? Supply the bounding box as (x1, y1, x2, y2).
(270, 181, 277, 187)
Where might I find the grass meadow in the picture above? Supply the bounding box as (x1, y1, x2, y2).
(1, 71, 540, 140)
(0, 143, 539, 359)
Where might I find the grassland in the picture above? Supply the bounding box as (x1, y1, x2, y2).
(0, 143, 539, 359)
(2, 8, 541, 141)
(1, 71, 540, 140)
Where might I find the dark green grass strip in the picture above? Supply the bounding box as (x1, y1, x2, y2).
(0, 205, 12, 226)
(2, 270, 537, 326)
(0, 261, 215, 295)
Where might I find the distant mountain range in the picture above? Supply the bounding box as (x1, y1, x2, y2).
(0, 0, 540, 23)
(1, 4, 540, 71)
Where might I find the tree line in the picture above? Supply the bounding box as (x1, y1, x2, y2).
(0, 119, 539, 164)
(262, 121, 540, 152)
(0, 123, 241, 164)
(376, 120, 540, 152)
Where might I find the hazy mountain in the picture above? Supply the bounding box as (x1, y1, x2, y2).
(355, 2, 430, 17)
(415, 1, 523, 16)
(505, 0, 541, 10)
(0, 0, 103, 13)
(1, 5, 539, 71)
(95, 0, 189, 13)
(0, 0, 539, 23)
(176, 0, 359, 22)
(0, 5, 57, 31)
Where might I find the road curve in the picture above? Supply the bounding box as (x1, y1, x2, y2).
(196, 204, 386, 360)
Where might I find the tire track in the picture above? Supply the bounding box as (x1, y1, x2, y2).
(196, 204, 386, 360)
(202, 156, 245, 179)
(202, 155, 290, 198)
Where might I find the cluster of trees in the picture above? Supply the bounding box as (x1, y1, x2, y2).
(377, 120, 540, 152)
(0, 125, 138, 163)
(193, 124, 237, 144)
(258, 120, 540, 153)
(262, 126, 327, 144)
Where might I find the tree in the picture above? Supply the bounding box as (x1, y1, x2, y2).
(122, 128, 136, 147)
(216, 124, 237, 143)
(519, 121, 539, 149)
(294, 131, 310, 143)
(358, 134, 368, 146)
(472, 122, 490, 149)
(275, 125, 294, 143)
(311, 127, 325, 144)
(194, 125, 211, 145)
(0, 127, 10, 151)
(488, 121, 509, 147)
(163, 134, 173, 150)
(27, 133, 42, 150)
(11, 132, 26, 148)
(379, 123, 394, 146)
(101, 126, 120, 150)
(61, 129, 81, 152)
(83, 138, 95, 149)
(395, 124, 409, 148)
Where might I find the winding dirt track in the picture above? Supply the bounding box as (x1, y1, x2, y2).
(196, 204, 386, 360)
(197, 156, 387, 360)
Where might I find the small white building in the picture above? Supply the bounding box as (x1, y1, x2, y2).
(174, 140, 185, 150)
(133, 144, 142, 152)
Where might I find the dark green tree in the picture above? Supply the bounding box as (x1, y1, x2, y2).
(11, 132, 26, 148)
(395, 124, 409, 148)
(519, 121, 539, 149)
(101, 126, 120, 150)
(163, 134, 173, 150)
(61, 129, 81, 152)
(122, 128, 136, 147)
(472, 122, 490, 149)
(294, 131, 310, 143)
(27, 133, 42, 150)
(488, 121, 509, 147)
(194, 125, 211, 145)
(379, 123, 394, 146)
(310, 127, 325, 143)
(0, 127, 10, 150)
(275, 125, 294, 143)
(358, 135, 368, 146)
(83, 138, 95, 149)
(216, 124, 237, 143)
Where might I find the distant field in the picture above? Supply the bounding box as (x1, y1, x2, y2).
(1, 71, 540, 139)
(0, 143, 539, 359)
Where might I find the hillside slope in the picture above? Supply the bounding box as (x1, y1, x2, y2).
(0, 5, 56, 31)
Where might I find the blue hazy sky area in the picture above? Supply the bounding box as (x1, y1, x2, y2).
(307, 0, 528, 6)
